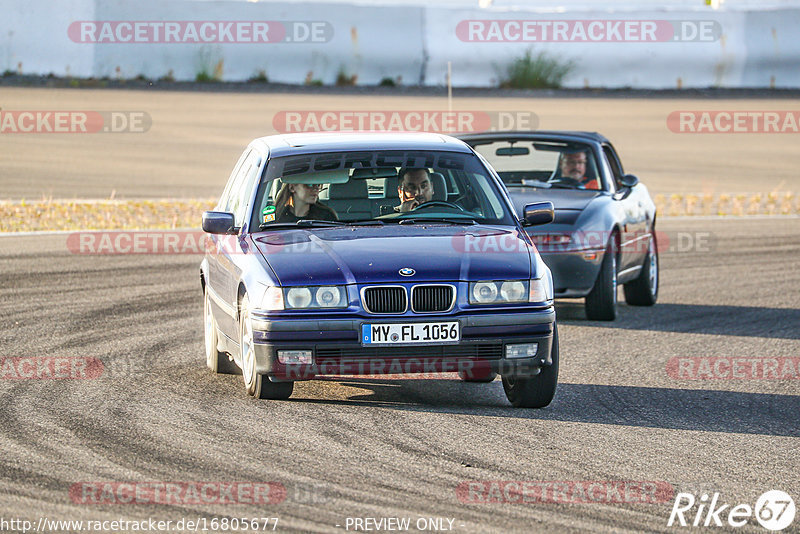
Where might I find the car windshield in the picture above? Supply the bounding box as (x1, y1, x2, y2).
(471, 140, 604, 191)
(250, 149, 516, 229)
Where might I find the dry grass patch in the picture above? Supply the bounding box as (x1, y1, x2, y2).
(0, 199, 216, 233)
(1, 192, 798, 233)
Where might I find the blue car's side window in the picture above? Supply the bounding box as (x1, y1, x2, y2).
(218, 148, 251, 211)
(229, 152, 262, 228)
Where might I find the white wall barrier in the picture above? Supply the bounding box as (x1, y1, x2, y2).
(2, 0, 96, 78)
(1, 0, 798, 88)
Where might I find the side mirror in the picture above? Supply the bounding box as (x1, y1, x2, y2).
(522, 201, 555, 227)
(202, 211, 237, 235)
(619, 174, 639, 188)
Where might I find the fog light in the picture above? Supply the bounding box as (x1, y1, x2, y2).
(505, 343, 538, 359)
(277, 350, 313, 365)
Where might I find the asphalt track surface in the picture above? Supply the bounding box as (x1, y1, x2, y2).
(1, 87, 799, 533)
(1, 217, 798, 533)
(2, 87, 800, 199)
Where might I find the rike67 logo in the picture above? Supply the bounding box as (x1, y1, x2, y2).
(668, 490, 796, 531)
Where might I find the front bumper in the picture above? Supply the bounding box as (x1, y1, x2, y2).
(249, 309, 555, 380)
(540, 250, 604, 297)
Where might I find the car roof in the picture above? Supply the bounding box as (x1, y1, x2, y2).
(250, 132, 474, 157)
(458, 130, 611, 145)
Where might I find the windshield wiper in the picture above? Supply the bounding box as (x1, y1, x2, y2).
(343, 220, 385, 226)
(547, 183, 578, 189)
(397, 217, 477, 225)
(259, 220, 347, 230)
(506, 180, 550, 188)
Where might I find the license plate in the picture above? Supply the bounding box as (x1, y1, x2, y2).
(361, 322, 460, 345)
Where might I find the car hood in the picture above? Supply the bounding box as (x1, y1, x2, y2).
(507, 188, 600, 212)
(252, 225, 533, 286)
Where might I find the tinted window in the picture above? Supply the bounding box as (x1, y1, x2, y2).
(228, 151, 262, 227)
(219, 149, 251, 210)
(249, 150, 515, 229)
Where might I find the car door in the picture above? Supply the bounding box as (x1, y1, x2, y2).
(207, 148, 249, 335)
(602, 144, 648, 273)
(215, 149, 262, 338)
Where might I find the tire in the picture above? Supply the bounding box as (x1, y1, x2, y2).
(624, 232, 659, 306)
(204, 286, 240, 374)
(585, 241, 617, 321)
(239, 294, 293, 400)
(458, 370, 497, 383)
(502, 323, 559, 408)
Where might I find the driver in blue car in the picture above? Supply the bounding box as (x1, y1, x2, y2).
(558, 150, 599, 190)
(395, 168, 434, 212)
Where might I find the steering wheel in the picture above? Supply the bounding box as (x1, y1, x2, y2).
(412, 200, 465, 212)
(548, 177, 585, 189)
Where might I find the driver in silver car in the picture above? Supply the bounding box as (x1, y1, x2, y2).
(395, 168, 434, 212)
(558, 150, 599, 190)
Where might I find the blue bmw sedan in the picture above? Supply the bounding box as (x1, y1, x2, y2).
(201, 133, 558, 407)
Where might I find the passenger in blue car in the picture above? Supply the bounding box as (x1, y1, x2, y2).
(274, 182, 338, 223)
(395, 168, 434, 212)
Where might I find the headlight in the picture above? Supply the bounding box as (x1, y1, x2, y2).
(471, 281, 499, 304)
(470, 280, 527, 304)
(500, 281, 526, 301)
(286, 287, 313, 308)
(284, 286, 347, 309)
(260, 286, 285, 311)
(469, 279, 552, 305)
(315, 286, 342, 308)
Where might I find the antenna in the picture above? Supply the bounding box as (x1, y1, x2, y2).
(447, 61, 452, 114)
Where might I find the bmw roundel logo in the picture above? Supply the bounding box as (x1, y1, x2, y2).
(399, 267, 415, 277)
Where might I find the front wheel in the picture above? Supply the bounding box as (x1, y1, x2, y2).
(585, 242, 617, 321)
(204, 286, 239, 374)
(624, 232, 659, 306)
(502, 324, 559, 408)
(239, 294, 293, 400)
